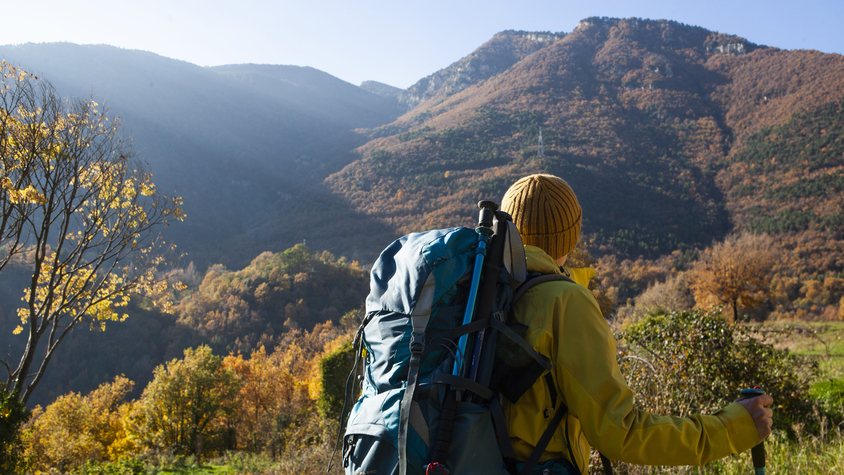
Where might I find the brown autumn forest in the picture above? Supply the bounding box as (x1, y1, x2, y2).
(6, 16, 844, 473)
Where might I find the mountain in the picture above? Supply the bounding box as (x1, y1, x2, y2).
(0, 43, 405, 268)
(398, 30, 564, 108)
(327, 17, 844, 258)
(360, 80, 403, 99)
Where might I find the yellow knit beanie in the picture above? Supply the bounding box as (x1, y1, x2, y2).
(501, 174, 581, 260)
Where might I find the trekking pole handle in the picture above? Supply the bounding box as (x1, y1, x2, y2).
(478, 200, 498, 228)
(739, 387, 766, 475)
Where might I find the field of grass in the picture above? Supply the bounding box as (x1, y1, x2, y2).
(760, 321, 844, 391)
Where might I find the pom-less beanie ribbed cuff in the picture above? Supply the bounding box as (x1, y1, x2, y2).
(501, 174, 582, 260)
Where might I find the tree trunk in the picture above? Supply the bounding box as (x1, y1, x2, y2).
(731, 297, 739, 322)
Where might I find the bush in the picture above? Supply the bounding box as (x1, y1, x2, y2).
(810, 378, 844, 414)
(318, 340, 356, 419)
(618, 309, 821, 434)
(0, 389, 30, 475)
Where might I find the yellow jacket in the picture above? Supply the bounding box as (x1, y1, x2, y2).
(503, 246, 759, 472)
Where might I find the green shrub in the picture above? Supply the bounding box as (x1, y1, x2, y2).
(0, 389, 30, 475)
(318, 340, 356, 419)
(810, 378, 844, 413)
(619, 309, 821, 434)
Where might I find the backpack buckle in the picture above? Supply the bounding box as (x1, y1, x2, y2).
(410, 332, 426, 354)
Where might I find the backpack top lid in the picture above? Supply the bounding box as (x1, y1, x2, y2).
(363, 227, 480, 393)
(366, 227, 479, 318)
(366, 221, 526, 318)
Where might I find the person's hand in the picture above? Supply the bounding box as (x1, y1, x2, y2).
(736, 394, 774, 442)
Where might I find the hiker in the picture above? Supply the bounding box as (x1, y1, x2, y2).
(499, 173, 774, 473)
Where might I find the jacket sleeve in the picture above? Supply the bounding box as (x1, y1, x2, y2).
(548, 285, 759, 465)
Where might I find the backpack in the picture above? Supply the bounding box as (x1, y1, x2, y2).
(331, 202, 602, 475)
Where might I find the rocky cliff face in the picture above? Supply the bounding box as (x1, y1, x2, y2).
(397, 30, 564, 108)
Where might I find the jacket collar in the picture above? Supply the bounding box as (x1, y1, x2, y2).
(524, 245, 564, 275)
(524, 245, 597, 288)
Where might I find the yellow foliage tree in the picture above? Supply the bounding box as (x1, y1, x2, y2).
(134, 346, 240, 459)
(688, 232, 777, 321)
(217, 321, 352, 455)
(23, 376, 134, 473)
(0, 61, 185, 406)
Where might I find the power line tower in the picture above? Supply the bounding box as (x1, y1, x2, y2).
(537, 127, 545, 157)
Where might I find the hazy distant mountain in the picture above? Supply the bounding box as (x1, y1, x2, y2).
(329, 17, 844, 257)
(0, 43, 405, 268)
(360, 80, 404, 100)
(4, 23, 844, 266)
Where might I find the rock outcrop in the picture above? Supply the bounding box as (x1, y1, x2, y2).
(397, 30, 564, 108)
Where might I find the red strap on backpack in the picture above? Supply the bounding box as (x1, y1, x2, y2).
(425, 462, 449, 475)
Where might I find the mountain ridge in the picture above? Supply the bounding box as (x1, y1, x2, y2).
(0, 42, 405, 268)
(4, 18, 844, 409)
(328, 17, 844, 259)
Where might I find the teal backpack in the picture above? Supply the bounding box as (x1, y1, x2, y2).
(331, 202, 599, 475)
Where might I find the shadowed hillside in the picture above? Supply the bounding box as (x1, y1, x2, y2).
(0, 43, 405, 268)
(4, 18, 844, 411)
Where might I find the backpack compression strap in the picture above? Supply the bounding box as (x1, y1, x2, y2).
(399, 272, 437, 475)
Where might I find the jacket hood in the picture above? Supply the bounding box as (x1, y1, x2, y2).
(524, 245, 596, 288)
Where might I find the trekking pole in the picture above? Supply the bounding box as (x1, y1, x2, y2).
(452, 201, 496, 391)
(739, 387, 766, 475)
(467, 208, 510, 403)
(430, 201, 497, 468)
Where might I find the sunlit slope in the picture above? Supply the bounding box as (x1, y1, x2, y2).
(328, 18, 844, 257)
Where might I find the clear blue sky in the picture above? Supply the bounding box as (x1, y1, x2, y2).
(2, 0, 842, 89)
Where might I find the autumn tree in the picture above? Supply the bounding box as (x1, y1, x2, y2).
(134, 345, 240, 459)
(0, 62, 184, 404)
(0, 62, 183, 471)
(23, 376, 135, 473)
(688, 232, 777, 320)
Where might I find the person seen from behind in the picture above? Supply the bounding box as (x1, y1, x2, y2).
(499, 173, 774, 474)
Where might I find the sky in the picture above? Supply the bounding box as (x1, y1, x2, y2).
(2, 0, 842, 89)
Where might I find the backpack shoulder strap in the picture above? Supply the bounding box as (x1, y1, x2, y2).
(512, 271, 614, 475)
(512, 271, 575, 304)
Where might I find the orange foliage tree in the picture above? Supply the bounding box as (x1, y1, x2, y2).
(221, 320, 352, 456)
(688, 233, 777, 320)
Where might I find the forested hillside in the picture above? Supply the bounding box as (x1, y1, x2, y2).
(329, 18, 844, 260)
(0, 245, 368, 408)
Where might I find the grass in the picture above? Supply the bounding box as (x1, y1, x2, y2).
(764, 321, 844, 381)
(74, 452, 278, 475)
(601, 425, 844, 474)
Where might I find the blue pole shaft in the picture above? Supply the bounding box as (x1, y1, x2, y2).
(453, 239, 487, 377)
